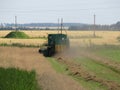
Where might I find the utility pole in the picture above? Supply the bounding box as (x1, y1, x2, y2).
(0, 23, 3, 29)
(93, 14, 96, 37)
(15, 16, 17, 31)
(61, 18, 63, 34)
(58, 18, 60, 33)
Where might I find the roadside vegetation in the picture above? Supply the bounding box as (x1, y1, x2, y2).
(0, 68, 39, 90)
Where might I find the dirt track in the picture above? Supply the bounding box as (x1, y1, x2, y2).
(0, 47, 83, 90)
(54, 47, 120, 90)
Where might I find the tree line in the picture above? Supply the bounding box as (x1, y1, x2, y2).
(0, 21, 120, 31)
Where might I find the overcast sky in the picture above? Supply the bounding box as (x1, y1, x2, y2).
(0, 0, 120, 24)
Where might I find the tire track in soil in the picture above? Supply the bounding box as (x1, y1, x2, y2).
(0, 47, 83, 90)
(54, 50, 120, 90)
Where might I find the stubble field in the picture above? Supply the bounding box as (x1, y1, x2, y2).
(0, 30, 120, 90)
(0, 30, 120, 46)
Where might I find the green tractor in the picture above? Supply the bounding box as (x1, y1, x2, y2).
(39, 33, 69, 57)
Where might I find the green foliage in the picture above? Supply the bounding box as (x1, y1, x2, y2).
(5, 31, 29, 39)
(0, 43, 41, 48)
(0, 68, 39, 90)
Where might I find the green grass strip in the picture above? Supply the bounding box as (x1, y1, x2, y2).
(0, 68, 39, 90)
(75, 57, 120, 84)
(47, 58, 107, 90)
(47, 58, 68, 73)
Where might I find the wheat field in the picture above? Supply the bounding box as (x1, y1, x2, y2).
(0, 30, 120, 46)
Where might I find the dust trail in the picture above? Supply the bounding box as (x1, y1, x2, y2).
(55, 43, 120, 72)
(54, 44, 120, 90)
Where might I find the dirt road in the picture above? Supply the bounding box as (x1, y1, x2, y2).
(0, 47, 83, 90)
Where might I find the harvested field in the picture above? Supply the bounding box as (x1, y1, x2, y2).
(0, 38, 46, 45)
(1, 30, 120, 46)
(0, 30, 120, 90)
(57, 58, 120, 90)
(54, 46, 120, 90)
(0, 47, 83, 90)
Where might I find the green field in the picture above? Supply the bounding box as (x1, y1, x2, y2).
(48, 45, 120, 90)
(90, 46, 120, 63)
(47, 58, 69, 74)
(0, 68, 39, 90)
(47, 58, 108, 90)
(75, 57, 120, 83)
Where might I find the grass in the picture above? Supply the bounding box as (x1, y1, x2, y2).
(0, 43, 41, 48)
(47, 58, 68, 73)
(97, 49, 120, 63)
(47, 45, 120, 90)
(117, 36, 120, 41)
(47, 58, 108, 90)
(89, 45, 120, 63)
(0, 67, 39, 90)
(69, 35, 102, 39)
(73, 76, 108, 90)
(0, 38, 46, 46)
(5, 31, 29, 39)
(75, 57, 120, 84)
(31, 36, 47, 39)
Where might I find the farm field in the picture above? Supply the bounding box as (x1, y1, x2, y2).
(0, 30, 120, 46)
(0, 30, 120, 90)
(54, 46, 120, 90)
(0, 47, 83, 90)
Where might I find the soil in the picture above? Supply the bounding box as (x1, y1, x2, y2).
(0, 47, 83, 90)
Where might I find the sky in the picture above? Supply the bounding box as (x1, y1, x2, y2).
(0, 0, 120, 24)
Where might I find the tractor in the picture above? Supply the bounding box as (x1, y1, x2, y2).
(39, 33, 69, 57)
(39, 18, 70, 57)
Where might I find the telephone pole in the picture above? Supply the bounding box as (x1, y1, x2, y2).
(93, 14, 96, 37)
(58, 18, 60, 33)
(15, 16, 17, 31)
(60, 18, 63, 34)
